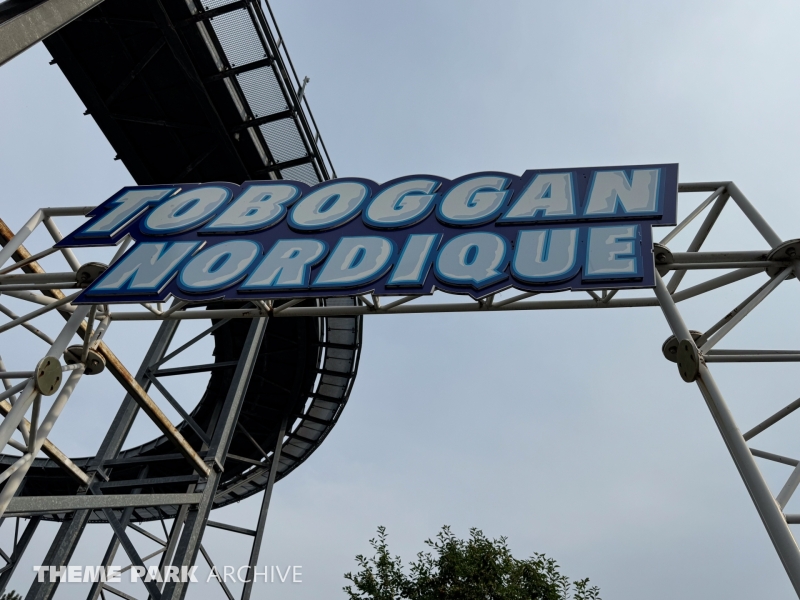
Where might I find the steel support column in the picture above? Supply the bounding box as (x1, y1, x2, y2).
(26, 511, 88, 600)
(241, 414, 287, 600)
(161, 317, 268, 600)
(654, 273, 800, 595)
(25, 319, 180, 600)
(696, 364, 800, 594)
(86, 501, 143, 600)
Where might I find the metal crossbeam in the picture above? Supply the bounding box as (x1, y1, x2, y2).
(109, 113, 209, 131)
(253, 155, 314, 177)
(178, 0, 252, 25)
(206, 56, 274, 83)
(161, 317, 268, 600)
(206, 520, 256, 537)
(0, 0, 105, 66)
(5, 493, 203, 515)
(151, 361, 238, 377)
(228, 108, 294, 133)
(0, 179, 794, 600)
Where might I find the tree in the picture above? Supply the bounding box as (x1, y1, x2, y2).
(344, 526, 600, 600)
(0, 591, 22, 600)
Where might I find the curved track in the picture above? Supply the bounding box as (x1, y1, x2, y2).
(0, 299, 361, 522)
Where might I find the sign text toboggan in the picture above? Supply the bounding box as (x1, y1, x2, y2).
(58, 164, 679, 304)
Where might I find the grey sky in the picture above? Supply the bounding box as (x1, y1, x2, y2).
(1, 1, 800, 598)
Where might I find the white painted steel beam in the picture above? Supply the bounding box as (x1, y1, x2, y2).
(0, 181, 797, 596)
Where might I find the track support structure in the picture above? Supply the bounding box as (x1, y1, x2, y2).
(0, 181, 795, 598)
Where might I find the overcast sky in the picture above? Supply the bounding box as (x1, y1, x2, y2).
(2, 1, 800, 598)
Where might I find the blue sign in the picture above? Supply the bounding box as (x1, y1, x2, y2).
(58, 164, 678, 304)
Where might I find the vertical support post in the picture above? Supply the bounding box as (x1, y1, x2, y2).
(654, 273, 800, 596)
(93, 319, 181, 467)
(241, 414, 288, 600)
(26, 512, 89, 600)
(87, 472, 149, 600)
(161, 317, 268, 600)
(154, 505, 191, 596)
(26, 320, 179, 600)
(695, 364, 800, 595)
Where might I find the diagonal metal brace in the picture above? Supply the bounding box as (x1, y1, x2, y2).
(0, 219, 210, 478)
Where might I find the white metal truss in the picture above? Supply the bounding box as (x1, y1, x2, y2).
(0, 181, 799, 597)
